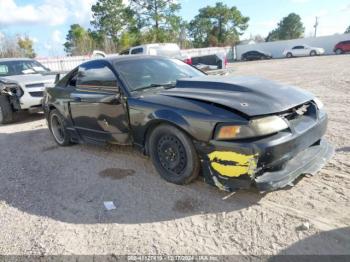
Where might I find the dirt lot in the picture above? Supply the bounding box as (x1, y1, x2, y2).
(0, 55, 349, 257)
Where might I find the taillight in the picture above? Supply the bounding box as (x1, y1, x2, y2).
(184, 58, 192, 65)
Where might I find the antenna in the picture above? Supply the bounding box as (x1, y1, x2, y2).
(314, 16, 319, 37)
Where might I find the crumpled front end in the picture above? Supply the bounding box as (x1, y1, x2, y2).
(0, 79, 22, 111)
(196, 143, 258, 191)
(195, 103, 334, 192)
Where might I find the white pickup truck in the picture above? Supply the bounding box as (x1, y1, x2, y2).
(120, 43, 227, 70)
(0, 58, 56, 124)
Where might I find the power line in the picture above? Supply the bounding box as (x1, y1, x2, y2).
(314, 16, 319, 37)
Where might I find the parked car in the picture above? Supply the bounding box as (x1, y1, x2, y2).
(121, 43, 183, 58)
(334, 40, 350, 54)
(43, 56, 333, 192)
(120, 43, 227, 70)
(0, 58, 56, 124)
(283, 45, 325, 58)
(241, 50, 272, 61)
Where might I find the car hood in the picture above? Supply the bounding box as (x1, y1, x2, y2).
(0, 74, 56, 87)
(160, 76, 314, 117)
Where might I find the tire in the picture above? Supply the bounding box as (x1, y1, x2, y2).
(286, 52, 293, 58)
(0, 96, 14, 125)
(310, 50, 317, 56)
(48, 109, 71, 146)
(148, 124, 200, 185)
(335, 49, 343, 55)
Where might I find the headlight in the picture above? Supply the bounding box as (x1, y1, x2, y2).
(215, 116, 289, 140)
(314, 97, 324, 110)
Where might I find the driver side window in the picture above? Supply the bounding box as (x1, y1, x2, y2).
(76, 61, 119, 93)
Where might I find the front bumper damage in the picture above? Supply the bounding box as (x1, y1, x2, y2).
(0, 79, 22, 111)
(196, 112, 334, 192)
(254, 139, 333, 191)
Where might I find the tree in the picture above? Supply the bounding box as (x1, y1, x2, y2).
(91, 0, 135, 43)
(130, 0, 182, 42)
(188, 2, 249, 47)
(266, 13, 304, 42)
(0, 33, 36, 58)
(64, 24, 97, 55)
(266, 29, 280, 42)
(254, 34, 265, 43)
(0, 33, 20, 58)
(17, 36, 36, 58)
(345, 26, 350, 34)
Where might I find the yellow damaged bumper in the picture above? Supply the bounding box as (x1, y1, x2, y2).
(208, 151, 258, 178)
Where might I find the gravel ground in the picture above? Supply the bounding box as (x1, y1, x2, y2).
(0, 55, 349, 257)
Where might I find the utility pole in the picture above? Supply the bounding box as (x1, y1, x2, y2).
(314, 16, 319, 37)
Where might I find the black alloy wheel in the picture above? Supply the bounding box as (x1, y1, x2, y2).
(148, 124, 200, 185)
(49, 109, 71, 146)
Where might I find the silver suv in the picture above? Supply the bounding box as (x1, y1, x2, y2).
(0, 58, 56, 124)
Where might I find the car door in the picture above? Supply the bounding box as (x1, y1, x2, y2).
(292, 46, 303, 56)
(247, 51, 255, 60)
(243, 52, 251, 60)
(250, 51, 258, 60)
(345, 41, 350, 52)
(69, 60, 131, 145)
(301, 45, 311, 56)
(255, 51, 263, 59)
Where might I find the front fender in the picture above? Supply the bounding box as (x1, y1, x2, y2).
(151, 109, 192, 134)
(130, 108, 201, 153)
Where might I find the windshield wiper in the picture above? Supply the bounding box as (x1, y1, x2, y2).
(133, 82, 176, 92)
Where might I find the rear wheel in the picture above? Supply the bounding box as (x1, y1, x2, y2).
(286, 52, 293, 58)
(335, 49, 343, 55)
(148, 124, 200, 185)
(0, 96, 14, 125)
(49, 109, 71, 146)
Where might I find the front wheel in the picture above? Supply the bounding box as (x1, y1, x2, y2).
(286, 52, 293, 58)
(148, 124, 200, 185)
(310, 50, 317, 56)
(0, 96, 14, 125)
(48, 109, 71, 146)
(335, 49, 343, 55)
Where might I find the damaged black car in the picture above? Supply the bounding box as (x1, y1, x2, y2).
(43, 56, 333, 192)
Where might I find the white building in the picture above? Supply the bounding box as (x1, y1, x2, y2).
(236, 33, 350, 60)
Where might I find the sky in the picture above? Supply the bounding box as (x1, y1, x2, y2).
(0, 0, 349, 57)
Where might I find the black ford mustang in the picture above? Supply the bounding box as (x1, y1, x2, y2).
(43, 55, 333, 192)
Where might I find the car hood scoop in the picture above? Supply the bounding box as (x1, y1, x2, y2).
(160, 76, 314, 116)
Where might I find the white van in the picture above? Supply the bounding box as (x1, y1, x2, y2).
(120, 43, 227, 70)
(120, 43, 185, 59)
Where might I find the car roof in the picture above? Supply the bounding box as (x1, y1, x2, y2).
(99, 55, 172, 64)
(244, 50, 265, 53)
(0, 57, 34, 62)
